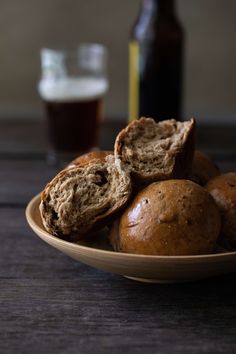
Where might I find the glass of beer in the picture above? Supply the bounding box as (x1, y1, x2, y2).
(38, 44, 108, 165)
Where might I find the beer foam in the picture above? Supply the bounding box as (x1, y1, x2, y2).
(38, 77, 108, 102)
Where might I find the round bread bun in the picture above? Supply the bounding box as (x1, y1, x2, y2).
(190, 150, 220, 186)
(206, 173, 236, 243)
(67, 150, 113, 168)
(110, 180, 221, 256)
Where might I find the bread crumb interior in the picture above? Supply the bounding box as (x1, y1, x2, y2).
(122, 119, 189, 175)
(45, 160, 128, 235)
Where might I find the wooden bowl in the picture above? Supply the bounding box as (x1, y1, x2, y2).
(26, 194, 236, 283)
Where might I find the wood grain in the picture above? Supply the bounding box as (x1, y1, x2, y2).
(1, 208, 236, 354)
(0, 121, 236, 354)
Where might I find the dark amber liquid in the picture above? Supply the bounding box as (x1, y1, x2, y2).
(44, 98, 102, 152)
(139, 25, 183, 120)
(131, 0, 184, 121)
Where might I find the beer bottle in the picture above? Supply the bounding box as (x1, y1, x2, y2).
(129, 0, 184, 122)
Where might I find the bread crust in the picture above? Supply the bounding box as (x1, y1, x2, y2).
(110, 179, 221, 255)
(67, 150, 113, 169)
(114, 117, 195, 184)
(190, 150, 220, 186)
(40, 156, 132, 238)
(206, 173, 236, 243)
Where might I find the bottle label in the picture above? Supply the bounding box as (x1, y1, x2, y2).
(128, 40, 139, 123)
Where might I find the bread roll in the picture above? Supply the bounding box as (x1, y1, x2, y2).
(190, 150, 220, 186)
(110, 179, 221, 255)
(40, 156, 132, 238)
(206, 173, 236, 243)
(67, 150, 113, 169)
(114, 117, 195, 184)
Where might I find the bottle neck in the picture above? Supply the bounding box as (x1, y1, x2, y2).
(141, 0, 175, 18)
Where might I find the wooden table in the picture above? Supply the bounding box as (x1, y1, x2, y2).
(1, 120, 236, 354)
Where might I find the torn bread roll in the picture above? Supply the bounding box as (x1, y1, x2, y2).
(40, 155, 132, 238)
(114, 117, 195, 184)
